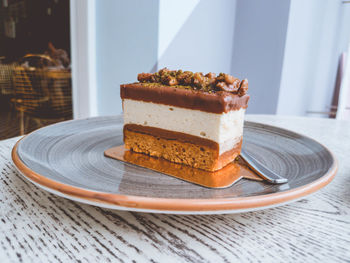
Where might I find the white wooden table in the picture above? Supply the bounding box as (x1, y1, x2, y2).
(1, 115, 349, 263)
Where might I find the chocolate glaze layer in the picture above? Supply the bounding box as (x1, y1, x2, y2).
(120, 83, 250, 114)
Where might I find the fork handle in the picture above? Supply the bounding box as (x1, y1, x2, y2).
(240, 149, 288, 184)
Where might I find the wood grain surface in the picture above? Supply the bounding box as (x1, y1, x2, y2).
(1, 115, 350, 263)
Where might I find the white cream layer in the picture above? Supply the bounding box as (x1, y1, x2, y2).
(123, 99, 245, 154)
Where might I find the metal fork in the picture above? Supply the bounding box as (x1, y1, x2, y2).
(240, 148, 288, 184)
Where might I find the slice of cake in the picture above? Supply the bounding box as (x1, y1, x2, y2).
(120, 68, 249, 171)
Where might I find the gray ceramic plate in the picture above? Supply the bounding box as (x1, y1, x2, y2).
(12, 116, 337, 214)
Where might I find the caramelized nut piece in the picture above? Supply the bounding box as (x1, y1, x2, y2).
(193, 72, 204, 87)
(176, 69, 183, 76)
(137, 73, 153, 82)
(238, 79, 248, 96)
(163, 75, 178, 86)
(168, 77, 178, 86)
(216, 73, 225, 82)
(183, 76, 193, 85)
(232, 78, 240, 88)
(224, 74, 235, 84)
(216, 81, 239, 92)
(150, 74, 160, 82)
(205, 72, 216, 79)
(158, 67, 170, 75)
(216, 81, 227, 90)
(194, 72, 204, 81)
(177, 71, 193, 85)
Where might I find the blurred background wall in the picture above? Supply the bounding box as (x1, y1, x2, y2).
(96, 0, 159, 116)
(277, 0, 350, 116)
(231, 0, 290, 115)
(87, 0, 350, 117)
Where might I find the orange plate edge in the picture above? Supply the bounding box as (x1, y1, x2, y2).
(11, 139, 338, 212)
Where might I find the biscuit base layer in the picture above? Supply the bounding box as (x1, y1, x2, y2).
(124, 129, 242, 171)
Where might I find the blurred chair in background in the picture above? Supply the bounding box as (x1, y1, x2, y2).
(12, 54, 72, 135)
(0, 62, 17, 125)
(0, 63, 15, 97)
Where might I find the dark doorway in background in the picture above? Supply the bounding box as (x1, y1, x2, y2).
(0, 0, 72, 140)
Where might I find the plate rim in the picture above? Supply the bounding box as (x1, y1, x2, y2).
(11, 117, 338, 213)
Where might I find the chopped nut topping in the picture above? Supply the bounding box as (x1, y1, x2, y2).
(137, 73, 153, 82)
(238, 79, 248, 96)
(224, 74, 235, 84)
(163, 75, 178, 86)
(216, 82, 239, 92)
(205, 72, 216, 79)
(137, 68, 248, 96)
(177, 71, 193, 85)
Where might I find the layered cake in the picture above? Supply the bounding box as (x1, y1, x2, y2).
(120, 68, 249, 171)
